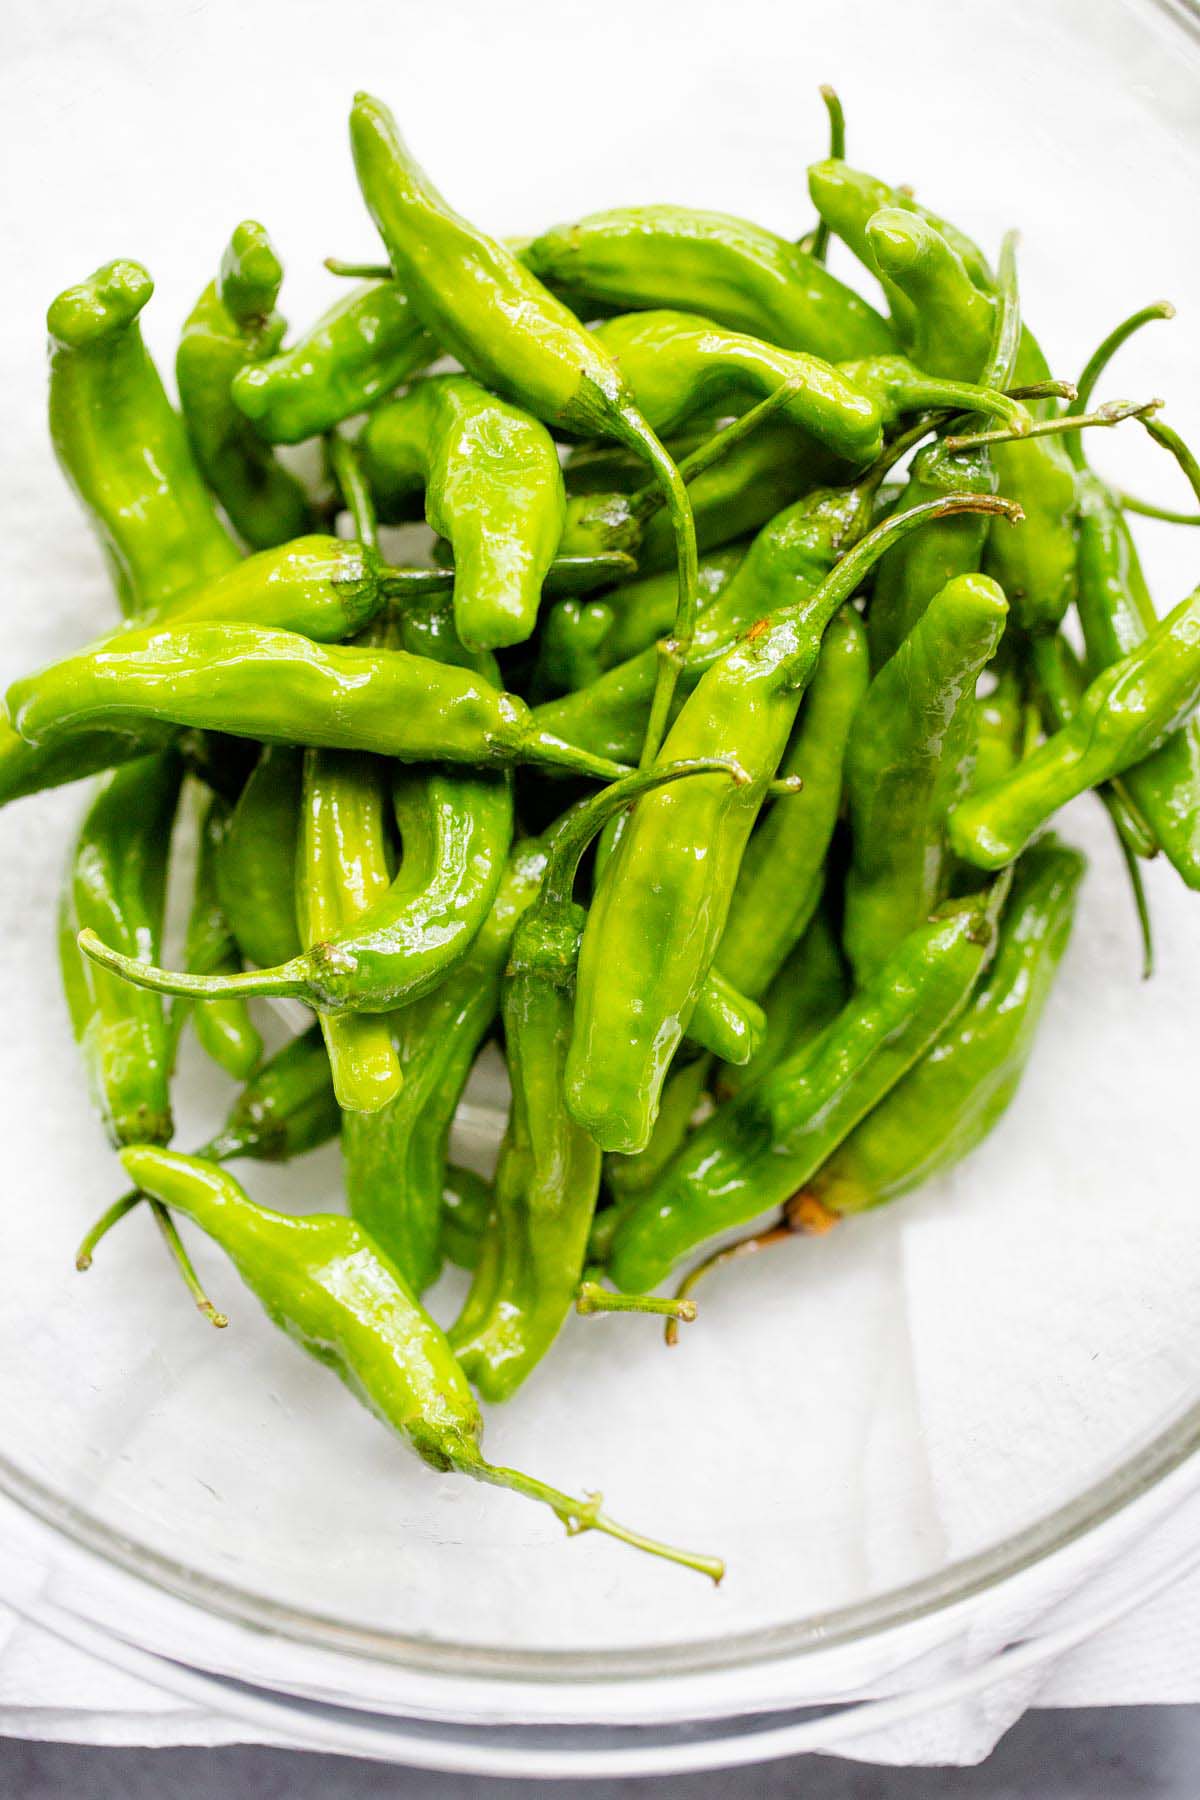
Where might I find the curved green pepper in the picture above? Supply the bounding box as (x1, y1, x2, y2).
(178, 789, 262, 1081)
(607, 884, 1005, 1292)
(116, 1147, 721, 1581)
(176, 221, 315, 548)
(717, 607, 869, 999)
(231, 279, 437, 444)
(843, 573, 1009, 983)
(7, 621, 631, 783)
(807, 838, 1084, 1215)
(48, 260, 238, 617)
(716, 902, 848, 1099)
(451, 759, 738, 1400)
(360, 374, 565, 648)
(522, 204, 895, 361)
(951, 585, 1200, 868)
(343, 837, 546, 1294)
(349, 94, 700, 762)
(297, 747, 403, 1113)
(59, 752, 182, 1147)
(566, 493, 1018, 1154)
(214, 745, 303, 970)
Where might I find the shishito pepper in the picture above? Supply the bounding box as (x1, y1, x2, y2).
(451, 759, 742, 1402)
(112, 1147, 723, 1582)
(176, 221, 315, 549)
(360, 375, 566, 649)
(607, 881, 1007, 1293)
(566, 491, 1020, 1156)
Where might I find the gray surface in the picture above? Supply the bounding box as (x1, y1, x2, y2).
(0, 1708, 1193, 1796)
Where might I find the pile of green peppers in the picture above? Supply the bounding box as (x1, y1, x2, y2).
(22, 88, 1200, 1584)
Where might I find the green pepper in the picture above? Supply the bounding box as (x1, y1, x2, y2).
(297, 747, 403, 1113)
(522, 204, 896, 362)
(177, 789, 263, 1081)
(451, 759, 738, 1401)
(951, 585, 1200, 869)
(214, 745, 303, 970)
(716, 902, 849, 1099)
(973, 652, 1031, 793)
(717, 607, 869, 999)
(231, 279, 437, 444)
(176, 221, 315, 549)
(439, 1165, 493, 1273)
(534, 430, 918, 767)
(606, 883, 1005, 1292)
(566, 492, 1019, 1155)
(114, 1148, 722, 1581)
(7, 621, 631, 783)
(59, 753, 182, 1148)
(349, 94, 700, 764)
(47, 260, 238, 617)
(843, 573, 1009, 983)
(342, 838, 546, 1294)
(805, 838, 1084, 1215)
(1065, 319, 1200, 890)
(360, 375, 566, 649)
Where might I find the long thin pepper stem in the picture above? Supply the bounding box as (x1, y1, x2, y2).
(77, 1192, 228, 1328)
(576, 1279, 698, 1323)
(807, 86, 846, 263)
(945, 398, 1161, 454)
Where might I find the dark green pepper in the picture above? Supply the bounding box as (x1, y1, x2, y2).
(178, 789, 263, 1081)
(214, 745, 303, 970)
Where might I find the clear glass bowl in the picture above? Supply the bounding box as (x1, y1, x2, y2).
(1, 0, 1199, 1760)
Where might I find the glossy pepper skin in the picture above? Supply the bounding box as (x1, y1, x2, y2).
(951, 585, 1200, 868)
(534, 451, 898, 768)
(7, 621, 630, 784)
(974, 653, 1029, 792)
(587, 313, 1026, 461)
(717, 901, 848, 1099)
(58, 753, 182, 1147)
(231, 279, 437, 444)
(296, 748, 403, 1114)
(566, 494, 1017, 1154)
(176, 221, 314, 549)
(360, 375, 565, 649)
(348, 93, 700, 732)
(202, 1023, 339, 1165)
(1072, 472, 1200, 888)
(607, 887, 1004, 1292)
(121, 1148, 721, 1579)
(843, 573, 1009, 983)
(344, 839, 546, 1294)
(590, 311, 881, 461)
(179, 789, 263, 1081)
(522, 204, 896, 362)
(451, 761, 734, 1400)
(806, 839, 1084, 1216)
(214, 745, 303, 970)
(717, 607, 869, 999)
(47, 260, 239, 617)
(439, 1165, 492, 1272)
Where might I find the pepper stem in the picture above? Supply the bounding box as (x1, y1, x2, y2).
(805, 86, 846, 263)
(575, 1278, 698, 1324)
(1138, 414, 1200, 512)
(539, 758, 746, 910)
(944, 398, 1161, 454)
(1007, 379, 1078, 403)
(328, 433, 378, 550)
(626, 375, 816, 526)
(663, 1223, 801, 1347)
(76, 930, 312, 1003)
(458, 1455, 724, 1583)
(1066, 300, 1175, 470)
(324, 257, 393, 279)
(775, 491, 1023, 687)
(1116, 491, 1200, 527)
(77, 1191, 228, 1328)
(608, 413, 699, 768)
